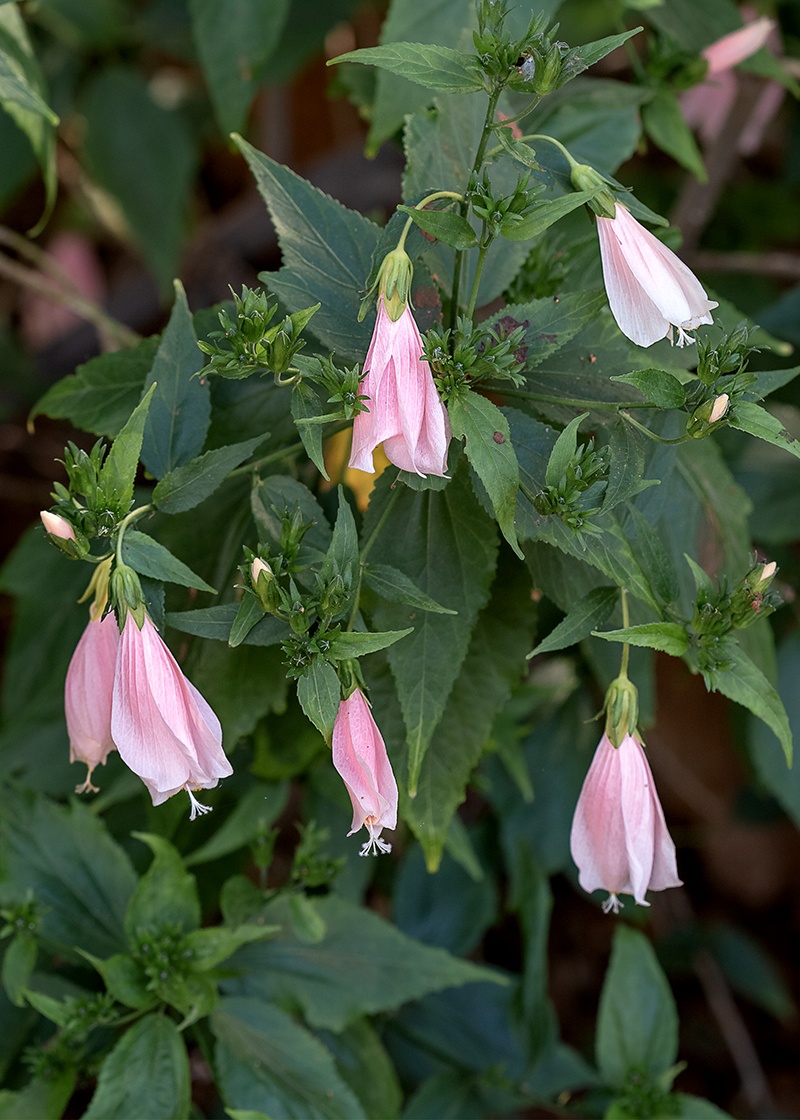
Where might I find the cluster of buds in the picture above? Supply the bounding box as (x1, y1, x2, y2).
(295, 355, 370, 423)
(697, 323, 759, 386)
(691, 560, 779, 673)
(42, 439, 131, 554)
(422, 315, 526, 400)
(516, 32, 577, 96)
(467, 169, 540, 240)
(472, 0, 548, 82)
(198, 285, 319, 380)
(532, 439, 609, 535)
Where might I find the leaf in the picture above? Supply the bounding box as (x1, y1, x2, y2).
(646, 0, 741, 53)
(641, 89, 707, 181)
(184, 925, 276, 971)
(81, 952, 156, 1011)
(166, 604, 290, 646)
(529, 585, 618, 657)
(729, 400, 800, 461)
(140, 280, 210, 479)
(234, 135, 378, 361)
(30, 336, 159, 438)
(396, 204, 477, 248)
(328, 42, 485, 93)
(513, 844, 558, 1065)
(596, 925, 678, 1088)
(2, 937, 35, 1008)
(228, 596, 265, 648)
(326, 628, 413, 660)
(603, 420, 658, 511)
(222, 893, 503, 1031)
(121, 530, 216, 594)
(186, 782, 288, 866)
(546, 412, 587, 488)
(251, 475, 332, 573)
(0, 1070, 76, 1120)
(189, 0, 289, 136)
(629, 506, 680, 606)
(213, 996, 366, 1120)
(709, 923, 796, 1022)
(321, 487, 359, 587)
(363, 564, 456, 615)
(99, 383, 156, 511)
(291, 380, 329, 479)
(0, 37, 58, 123)
(709, 643, 792, 766)
(81, 67, 197, 287)
(152, 436, 266, 513)
(501, 189, 599, 241)
(125, 833, 201, 941)
(448, 389, 522, 558)
(487, 290, 606, 370)
(592, 622, 688, 656)
(611, 368, 686, 409)
(564, 28, 644, 78)
(749, 634, 800, 830)
(297, 660, 341, 742)
(84, 1013, 190, 1120)
(316, 1018, 402, 1120)
(363, 462, 498, 794)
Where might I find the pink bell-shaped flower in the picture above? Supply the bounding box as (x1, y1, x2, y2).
(65, 611, 119, 794)
(570, 731, 682, 914)
(702, 16, 775, 76)
(332, 687, 398, 856)
(111, 614, 231, 818)
(596, 203, 718, 348)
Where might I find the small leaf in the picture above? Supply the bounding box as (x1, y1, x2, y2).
(321, 487, 359, 587)
(183, 925, 276, 971)
(152, 435, 266, 513)
(327, 43, 485, 94)
(708, 643, 792, 766)
(729, 400, 800, 461)
(561, 28, 643, 79)
(501, 190, 599, 242)
(326, 628, 413, 660)
(396, 205, 477, 249)
(99, 384, 156, 511)
(297, 660, 341, 743)
(121, 530, 217, 594)
(642, 89, 707, 181)
(79, 951, 157, 1011)
(166, 604, 290, 646)
(611, 368, 686, 409)
(2, 936, 35, 1007)
(592, 621, 688, 656)
(545, 412, 588, 488)
(125, 834, 201, 941)
(363, 564, 457, 615)
(529, 585, 618, 658)
(603, 421, 658, 512)
(228, 596, 265, 649)
(291, 381, 329, 479)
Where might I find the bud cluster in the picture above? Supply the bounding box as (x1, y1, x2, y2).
(295, 355, 370, 422)
(532, 439, 609, 535)
(423, 315, 526, 400)
(467, 170, 540, 240)
(199, 285, 320, 380)
(691, 560, 780, 673)
(292, 820, 345, 889)
(43, 439, 130, 555)
(472, 1, 549, 83)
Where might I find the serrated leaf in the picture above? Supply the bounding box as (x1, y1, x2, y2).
(125, 833, 201, 941)
(99, 383, 156, 511)
(562, 28, 643, 79)
(448, 389, 522, 558)
(80, 951, 156, 1010)
(501, 189, 599, 241)
(297, 660, 341, 742)
(186, 782, 288, 867)
(121, 530, 216, 594)
(84, 1013, 190, 1120)
(545, 412, 587, 488)
(603, 420, 658, 512)
(487, 291, 606, 370)
(629, 506, 680, 605)
(363, 564, 456, 615)
(228, 595, 265, 648)
(729, 400, 800, 461)
(642, 89, 707, 181)
(328, 42, 485, 93)
(152, 435, 266, 513)
(326, 628, 413, 660)
(611, 368, 686, 409)
(396, 204, 477, 248)
(529, 585, 618, 657)
(708, 643, 792, 766)
(291, 380, 329, 479)
(166, 603, 290, 646)
(592, 621, 688, 656)
(321, 487, 359, 587)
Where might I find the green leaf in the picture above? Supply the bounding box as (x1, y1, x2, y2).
(0, 36, 58, 123)
(291, 380, 329, 479)
(565, 28, 643, 79)
(363, 563, 456, 615)
(321, 487, 359, 586)
(501, 189, 599, 241)
(184, 925, 276, 971)
(709, 643, 792, 766)
(166, 603, 289, 646)
(0, 1070, 76, 1120)
(228, 596, 265, 648)
(641, 89, 707, 181)
(189, 0, 289, 135)
(646, 0, 740, 53)
(125, 833, 201, 941)
(99, 383, 156, 512)
(364, 462, 499, 794)
(596, 925, 678, 1087)
(514, 845, 558, 1065)
(592, 622, 688, 656)
(396, 204, 477, 249)
(297, 659, 341, 742)
(21, 989, 69, 1026)
(603, 421, 658, 511)
(82, 67, 197, 288)
(326, 628, 413, 660)
(629, 506, 680, 606)
(487, 291, 606, 370)
(222, 893, 503, 1031)
(213, 996, 366, 1119)
(234, 135, 378, 361)
(152, 436, 265, 513)
(546, 412, 587, 488)
(530, 585, 618, 657)
(749, 634, 800, 830)
(709, 923, 796, 1022)
(84, 1013, 190, 1120)
(121, 530, 216, 594)
(251, 475, 332, 572)
(1, 937, 35, 1008)
(81, 951, 157, 1010)
(186, 782, 288, 866)
(670, 1095, 732, 1119)
(141, 280, 210, 479)
(328, 42, 484, 93)
(30, 336, 158, 438)
(448, 389, 522, 558)
(317, 1018, 402, 1120)
(729, 400, 800, 461)
(611, 368, 686, 409)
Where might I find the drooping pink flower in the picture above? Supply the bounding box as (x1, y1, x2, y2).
(111, 614, 231, 818)
(66, 612, 119, 794)
(349, 300, 449, 477)
(40, 511, 75, 541)
(702, 16, 775, 76)
(596, 203, 718, 347)
(570, 732, 682, 914)
(332, 688, 398, 856)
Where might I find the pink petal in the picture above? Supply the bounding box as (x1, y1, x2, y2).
(703, 17, 775, 76)
(332, 689, 398, 836)
(65, 613, 119, 769)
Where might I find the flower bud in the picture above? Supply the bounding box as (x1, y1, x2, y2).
(40, 510, 76, 540)
(569, 163, 617, 219)
(376, 247, 413, 322)
(729, 560, 779, 629)
(687, 394, 730, 438)
(604, 673, 639, 748)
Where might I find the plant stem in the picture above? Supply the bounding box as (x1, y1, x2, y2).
(466, 243, 489, 321)
(622, 411, 691, 444)
(498, 386, 654, 411)
(347, 484, 402, 631)
(620, 588, 630, 678)
(115, 504, 152, 568)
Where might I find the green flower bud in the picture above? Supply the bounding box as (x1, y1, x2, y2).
(569, 163, 617, 219)
(604, 673, 639, 748)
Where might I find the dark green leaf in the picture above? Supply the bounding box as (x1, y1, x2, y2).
(545, 412, 587, 488)
(611, 369, 686, 409)
(487, 291, 606, 370)
(0, 37, 58, 123)
(0, 1070, 75, 1120)
(596, 925, 678, 1087)
(502, 190, 599, 242)
(709, 643, 792, 766)
(125, 833, 201, 941)
(22, 990, 69, 1026)
(749, 634, 800, 830)
(529, 585, 618, 657)
(292, 380, 329, 479)
(514, 844, 558, 1065)
(317, 1018, 402, 1120)
(709, 923, 796, 1021)
(641, 89, 706, 181)
(1, 937, 35, 1007)
(448, 389, 522, 557)
(328, 42, 484, 93)
(99, 383, 155, 511)
(141, 280, 210, 479)
(729, 400, 800, 461)
(228, 595, 265, 648)
(326, 628, 413, 659)
(166, 603, 290, 646)
(152, 436, 265, 513)
(629, 506, 680, 606)
(186, 782, 288, 866)
(670, 1096, 732, 1119)
(184, 925, 276, 971)
(81, 952, 156, 1010)
(321, 487, 359, 585)
(646, 0, 740, 52)
(603, 421, 658, 511)
(363, 564, 456, 615)
(297, 660, 341, 742)
(592, 622, 688, 656)
(84, 1013, 190, 1120)
(121, 530, 216, 594)
(566, 28, 643, 78)
(396, 204, 477, 249)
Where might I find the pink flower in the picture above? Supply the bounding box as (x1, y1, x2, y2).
(596, 203, 718, 347)
(332, 688, 398, 856)
(702, 16, 775, 76)
(570, 732, 682, 914)
(40, 511, 75, 541)
(349, 300, 449, 477)
(66, 612, 119, 794)
(111, 615, 231, 818)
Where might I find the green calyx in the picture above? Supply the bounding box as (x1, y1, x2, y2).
(377, 246, 413, 322)
(604, 672, 639, 747)
(569, 162, 617, 219)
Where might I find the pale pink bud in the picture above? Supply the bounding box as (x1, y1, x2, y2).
(111, 615, 232, 818)
(66, 613, 119, 794)
(40, 510, 75, 541)
(702, 17, 775, 76)
(332, 688, 398, 856)
(251, 557, 272, 584)
(709, 393, 729, 424)
(570, 732, 682, 914)
(596, 203, 718, 348)
(349, 301, 449, 477)
(759, 561, 777, 582)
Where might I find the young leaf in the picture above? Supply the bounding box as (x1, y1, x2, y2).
(641, 89, 707, 182)
(729, 400, 800, 461)
(326, 629, 413, 660)
(327, 43, 485, 94)
(297, 660, 341, 742)
(291, 380, 329, 480)
(228, 596, 265, 649)
(501, 190, 599, 242)
(396, 205, 478, 249)
(2, 936, 36, 1007)
(529, 585, 618, 658)
(321, 487, 359, 587)
(84, 1013, 190, 1120)
(448, 389, 522, 558)
(545, 412, 588, 488)
(120, 530, 217, 594)
(79, 952, 157, 1011)
(603, 420, 658, 512)
(125, 833, 201, 941)
(99, 383, 156, 511)
(363, 563, 457, 615)
(592, 621, 689, 656)
(152, 435, 266, 513)
(611, 369, 686, 410)
(629, 506, 680, 606)
(563, 28, 643, 80)
(707, 643, 792, 766)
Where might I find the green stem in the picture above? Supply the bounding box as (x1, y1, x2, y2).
(521, 133, 579, 167)
(466, 243, 490, 321)
(622, 411, 692, 444)
(620, 588, 630, 678)
(397, 190, 465, 253)
(497, 386, 654, 411)
(228, 440, 306, 478)
(347, 485, 402, 632)
(115, 504, 152, 568)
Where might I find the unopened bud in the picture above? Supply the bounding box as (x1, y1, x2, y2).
(377, 247, 413, 322)
(251, 557, 273, 586)
(758, 561, 777, 584)
(569, 163, 616, 219)
(708, 393, 729, 424)
(604, 673, 639, 748)
(40, 510, 75, 541)
(687, 393, 730, 438)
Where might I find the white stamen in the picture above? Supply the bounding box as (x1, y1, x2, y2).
(602, 892, 623, 915)
(75, 767, 99, 795)
(187, 788, 212, 821)
(359, 819, 392, 857)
